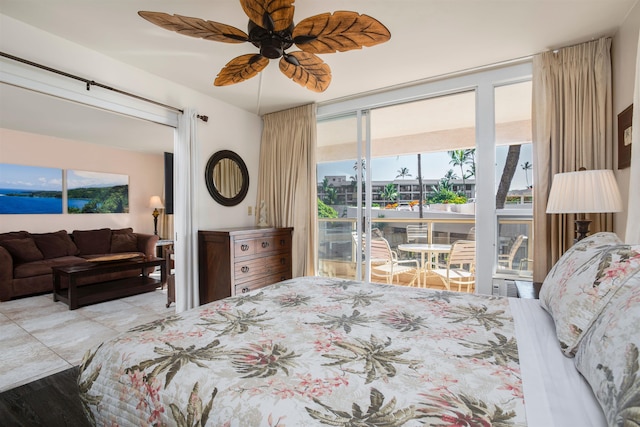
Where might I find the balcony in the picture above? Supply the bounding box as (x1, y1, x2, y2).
(318, 214, 533, 290)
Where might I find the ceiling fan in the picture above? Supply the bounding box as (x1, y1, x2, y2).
(138, 0, 391, 93)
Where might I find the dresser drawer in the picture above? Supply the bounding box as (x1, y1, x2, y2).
(233, 239, 256, 257)
(234, 271, 293, 296)
(234, 254, 291, 284)
(234, 233, 291, 257)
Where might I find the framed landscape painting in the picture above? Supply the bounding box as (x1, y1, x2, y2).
(67, 170, 129, 214)
(0, 163, 63, 214)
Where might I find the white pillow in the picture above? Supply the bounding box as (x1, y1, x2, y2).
(539, 232, 632, 356)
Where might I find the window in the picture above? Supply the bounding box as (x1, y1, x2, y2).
(495, 81, 533, 279)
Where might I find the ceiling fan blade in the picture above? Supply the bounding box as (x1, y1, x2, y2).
(293, 11, 391, 54)
(279, 51, 331, 93)
(138, 11, 248, 43)
(214, 54, 269, 86)
(239, 0, 294, 32)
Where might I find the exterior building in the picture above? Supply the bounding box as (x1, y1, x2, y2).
(319, 176, 477, 207)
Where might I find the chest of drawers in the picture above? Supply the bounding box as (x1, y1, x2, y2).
(198, 227, 293, 304)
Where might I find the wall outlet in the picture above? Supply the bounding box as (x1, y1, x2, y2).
(247, 206, 252, 216)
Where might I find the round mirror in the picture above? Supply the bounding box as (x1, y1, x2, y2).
(205, 150, 249, 206)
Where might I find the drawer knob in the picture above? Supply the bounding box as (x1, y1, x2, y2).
(261, 241, 270, 248)
(280, 258, 286, 265)
(241, 266, 249, 273)
(242, 287, 249, 293)
(280, 239, 286, 246)
(241, 244, 249, 251)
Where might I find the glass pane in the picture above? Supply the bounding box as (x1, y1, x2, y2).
(367, 92, 476, 292)
(317, 115, 361, 280)
(494, 81, 533, 278)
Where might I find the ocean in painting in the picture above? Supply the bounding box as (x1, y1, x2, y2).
(68, 198, 91, 210)
(0, 188, 63, 214)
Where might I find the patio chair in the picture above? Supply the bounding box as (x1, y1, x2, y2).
(432, 240, 476, 292)
(406, 224, 429, 243)
(353, 231, 419, 287)
(498, 234, 527, 270)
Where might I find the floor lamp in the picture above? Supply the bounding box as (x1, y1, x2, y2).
(546, 169, 623, 242)
(149, 195, 164, 236)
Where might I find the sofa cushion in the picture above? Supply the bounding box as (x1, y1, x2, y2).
(32, 231, 79, 259)
(13, 256, 87, 279)
(0, 231, 30, 242)
(112, 228, 134, 234)
(73, 228, 112, 255)
(111, 231, 138, 253)
(0, 238, 44, 263)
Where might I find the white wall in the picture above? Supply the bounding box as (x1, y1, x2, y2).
(613, 2, 640, 239)
(0, 128, 164, 234)
(0, 14, 262, 234)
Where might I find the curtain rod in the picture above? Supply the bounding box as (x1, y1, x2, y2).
(1, 51, 185, 115)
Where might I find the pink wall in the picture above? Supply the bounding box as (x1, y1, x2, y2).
(0, 128, 165, 235)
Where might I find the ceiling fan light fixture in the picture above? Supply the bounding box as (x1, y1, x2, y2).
(247, 20, 293, 59)
(139, 0, 390, 92)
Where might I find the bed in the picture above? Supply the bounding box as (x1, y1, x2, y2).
(79, 233, 640, 426)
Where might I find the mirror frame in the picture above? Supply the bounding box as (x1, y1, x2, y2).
(204, 150, 249, 206)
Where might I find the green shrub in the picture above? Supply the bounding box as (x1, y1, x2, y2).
(317, 198, 338, 218)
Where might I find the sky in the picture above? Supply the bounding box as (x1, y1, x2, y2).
(0, 163, 62, 191)
(317, 144, 533, 191)
(0, 164, 131, 191)
(67, 170, 129, 189)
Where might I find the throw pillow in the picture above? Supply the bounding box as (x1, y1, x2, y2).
(0, 238, 44, 263)
(73, 228, 112, 255)
(112, 227, 134, 235)
(0, 231, 30, 242)
(111, 232, 138, 253)
(32, 230, 79, 259)
(574, 267, 640, 426)
(539, 232, 631, 356)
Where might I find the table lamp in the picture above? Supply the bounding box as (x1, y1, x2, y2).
(149, 195, 164, 236)
(546, 169, 623, 242)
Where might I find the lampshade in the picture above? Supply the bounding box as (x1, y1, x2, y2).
(546, 169, 623, 214)
(149, 195, 164, 209)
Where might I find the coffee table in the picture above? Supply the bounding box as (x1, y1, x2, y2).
(52, 256, 166, 310)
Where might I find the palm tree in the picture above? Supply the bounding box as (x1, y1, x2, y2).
(521, 161, 532, 188)
(448, 150, 469, 189)
(380, 183, 398, 203)
(396, 167, 411, 179)
(496, 144, 521, 209)
(325, 187, 338, 205)
(442, 169, 458, 188)
(464, 148, 476, 180)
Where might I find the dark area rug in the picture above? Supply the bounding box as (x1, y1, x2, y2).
(0, 366, 90, 427)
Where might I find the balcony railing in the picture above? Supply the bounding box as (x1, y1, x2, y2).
(317, 215, 533, 286)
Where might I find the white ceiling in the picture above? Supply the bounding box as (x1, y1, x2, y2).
(0, 0, 636, 153)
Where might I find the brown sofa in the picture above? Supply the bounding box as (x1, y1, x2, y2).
(0, 228, 159, 301)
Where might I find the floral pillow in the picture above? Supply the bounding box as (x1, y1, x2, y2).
(574, 267, 640, 426)
(539, 232, 638, 356)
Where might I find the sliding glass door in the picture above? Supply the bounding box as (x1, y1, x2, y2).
(317, 91, 478, 291)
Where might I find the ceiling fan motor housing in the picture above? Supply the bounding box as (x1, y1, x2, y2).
(248, 21, 294, 59)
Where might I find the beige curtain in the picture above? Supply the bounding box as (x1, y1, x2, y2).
(532, 37, 613, 282)
(256, 104, 318, 277)
(214, 158, 243, 198)
(625, 32, 640, 244)
(159, 212, 174, 242)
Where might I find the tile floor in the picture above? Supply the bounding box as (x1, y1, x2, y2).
(0, 288, 174, 392)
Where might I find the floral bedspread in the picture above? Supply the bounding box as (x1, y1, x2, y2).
(79, 276, 526, 426)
